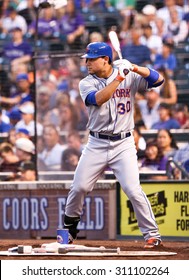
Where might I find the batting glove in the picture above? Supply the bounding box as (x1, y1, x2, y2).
(118, 64, 130, 77)
(113, 59, 139, 73)
(113, 59, 133, 70)
(114, 64, 129, 82)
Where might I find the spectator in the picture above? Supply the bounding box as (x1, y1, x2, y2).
(156, 0, 184, 27)
(16, 160, 36, 181)
(180, 117, 189, 129)
(58, 102, 79, 132)
(151, 102, 180, 130)
(156, 129, 178, 158)
(28, 6, 59, 40)
(172, 103, 189, 128)
(15, 101, 43, 136)
(121, 27, 151, 66)
(173, 142, 189, 167)
(170, 142, 189, 179)
(15, 128, 30, 140)
(35, 59, 58, 84)
(64, 57, 82, 77)
(140, 138, 168, 180)
(15, 137, 35, 162)
(58, 0, 85, 49)
(38, 124, 65, 171)
(1, 27, 32, 74)
(6, 107, 22, 127)
(89, 31, 104, 43)
(0, 142, 20, 172)
(153, 41, 177, 78)
(157, 67, 177, 105)
(0, 6, 28, 37)
(140, 139, 168, 171)
(0, 73, 34, 108)
(141, 4, 158, 35)
(154, 16, 167, 38)
(163, 6, 188, 45)
(16, 0, 37, 26)
(137, 87, 161, 129)
(66, 130, 85, 153)
(61, 147, 81, 171)
(42, 93, 70, 127)
(126, 7, 145, 30)
(37, 85, 52, 125)
(140, 24, 163, 62)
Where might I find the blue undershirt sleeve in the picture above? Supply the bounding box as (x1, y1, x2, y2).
(145, 68, 164, 88)
(85, 91, 98, 106)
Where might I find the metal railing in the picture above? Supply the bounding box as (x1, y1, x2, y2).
(166, 157, 189, 179)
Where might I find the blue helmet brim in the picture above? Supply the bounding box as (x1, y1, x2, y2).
(81, 54, 102, 59)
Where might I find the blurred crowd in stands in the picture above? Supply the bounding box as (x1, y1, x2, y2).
(0, 0, 189, 180)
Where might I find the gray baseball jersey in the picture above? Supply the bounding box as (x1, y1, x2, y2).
(79, 67, 147, 134)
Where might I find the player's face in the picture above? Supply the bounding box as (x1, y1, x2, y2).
(86, 57, 107, 75)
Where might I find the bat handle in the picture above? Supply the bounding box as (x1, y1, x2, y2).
(117, 50, 123, 60)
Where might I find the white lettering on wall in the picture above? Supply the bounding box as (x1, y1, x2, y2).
(3, 198, 48, 230)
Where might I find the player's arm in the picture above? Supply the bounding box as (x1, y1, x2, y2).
(85, 78, 124, 106)
(114, 59, 164, 88)
(130, 64, 164, 88)
(95, 78, 126, 106)
(86, 64, 130, 106)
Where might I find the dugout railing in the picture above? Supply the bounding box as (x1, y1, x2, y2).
(1, 169, 188, 182)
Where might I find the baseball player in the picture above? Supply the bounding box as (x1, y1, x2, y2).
(64, 42, 164, 249)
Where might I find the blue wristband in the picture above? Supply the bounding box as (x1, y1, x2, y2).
(145, 68, 160, 88)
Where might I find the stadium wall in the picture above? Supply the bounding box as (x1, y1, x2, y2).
(0, 180, 189, 240)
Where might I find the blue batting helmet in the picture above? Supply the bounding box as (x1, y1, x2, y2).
(81, 42, 113, 61)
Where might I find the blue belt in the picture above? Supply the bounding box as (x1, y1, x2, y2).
(90, 131, 131, 141)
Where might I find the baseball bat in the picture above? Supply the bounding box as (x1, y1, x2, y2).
(58, 247, 120, 254)
(108, 31, 123, 60)
(109, 31, 130, 75)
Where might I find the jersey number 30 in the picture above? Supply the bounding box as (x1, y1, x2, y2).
(117, 101, 131, 114)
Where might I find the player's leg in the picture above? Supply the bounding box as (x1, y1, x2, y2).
(64, 136, 108, 241)
(109, 136, 161, 242)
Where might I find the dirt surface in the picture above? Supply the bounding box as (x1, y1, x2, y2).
(0, 239, 189, 260)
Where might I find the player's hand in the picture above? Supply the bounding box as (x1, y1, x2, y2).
(114, 59, 139, 73)
(118, 64, 130, 78)
(113, 59, 133, 71)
